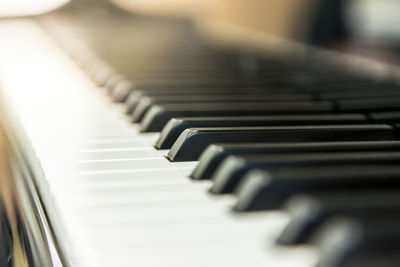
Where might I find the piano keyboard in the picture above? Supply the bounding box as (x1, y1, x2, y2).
(1, 5, 400, 267)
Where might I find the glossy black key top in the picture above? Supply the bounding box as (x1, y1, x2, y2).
(278, 191, 400, 245)
(315, 217, 400, 267)
(128, 93, 312, 116)
(336, 98, 400, 112)
(168, 125, 395, 161)
(319, 250, 400, 267)
(233, 165, 400, 211)
(191, 140, 400, 180)
(132, 78, 285, 90)
(210, 151, 400, 194)
(140, 101, 334, 132)
(116, 78, 290, 102)
(155, 114, 367, 149)
(125, 88, 294, 115)
(369, 111, 400, 123)
(111, 80, 135, 102)
(318, 88, 400, 101)
(133, 100, 322, 123)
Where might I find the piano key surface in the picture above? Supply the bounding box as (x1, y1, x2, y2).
(0, 19, 317, 267)
(2, 5, 400, 266)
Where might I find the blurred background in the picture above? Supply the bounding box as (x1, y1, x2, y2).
(1, 0, 400, 64)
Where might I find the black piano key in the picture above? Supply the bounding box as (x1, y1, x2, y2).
(144, 93, 312, 102)
(107, 56, 239, 68)
(191, 140, 400, 180)
(210, 151, 400, 194)
(315, 217, 400, 267)
(369, 111, 400, 123)
(140, 101, 334, 132)
(120, 68, 242, 80)
(113, 78, 291, 102)
(133, 100, 322, 123)
(336, 98, 400, 112)
(104, 73, 125, 92)
(318, 249, 400, 267)
(233, 165, 400, 211)
(131, 92, 312, 122)
(111, 80, 135, 102)
(278, 191, 400, 245)
(92, 65, 114, 87)
(155, 114, 367, 149)
(298, 80, 392, 92)
(126, 91, 314, 114)
(130, 78, 282, 90)
(292, 71, 370, 86)
(317, 88, 400, 101)
(125, 87, 296, 115)
(167, 125, 395, 161)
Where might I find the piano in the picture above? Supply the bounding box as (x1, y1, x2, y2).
(1, 1, 400, 266)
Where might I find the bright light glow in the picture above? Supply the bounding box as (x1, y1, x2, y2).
(0, 0, 68, 17)
(111, 0, 203, 16)
(347, 0, 400, 40)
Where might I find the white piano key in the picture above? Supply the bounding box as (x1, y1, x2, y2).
(74, 158, 171, 172)
(78, 148, 159, 160)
